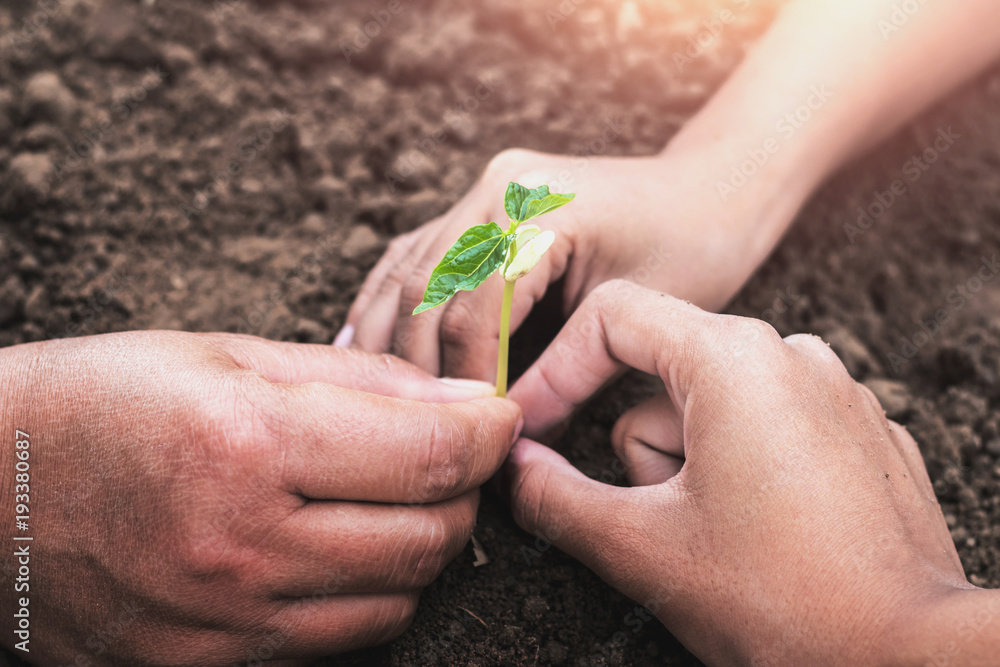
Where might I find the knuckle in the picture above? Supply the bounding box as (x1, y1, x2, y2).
(399, 279, 430, 319)
(410, 516, 463, 587)
(419, 411, 470, 501)
(855, 382, 887, 415)
(377, 593, 420, 645)
(591, 279, 634, 304)
(382, 262, 411, 291)
(386, 233, 415, 257)
(439, 298, 479, 347)
(717, 316, 782, 354)
(175, 529, 252, 586)
(509, 459, 549, 533)
(484, 148, 537, 182)
(784, 333, 844, 367)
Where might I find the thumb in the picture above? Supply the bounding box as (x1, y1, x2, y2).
(506, 438, 651, 585)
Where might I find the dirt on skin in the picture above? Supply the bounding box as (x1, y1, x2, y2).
(1, 0, 999, 664)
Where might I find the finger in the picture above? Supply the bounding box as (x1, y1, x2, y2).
(883, 419, 965, 573)
(344, 231, 419, 330)
(610, 393, 685, 486)
(271, 591, 419, 658)
(390, 200, 492, 375)
(214, 335, 496, 401)
(397, 269, 504, 380)
(885, 419, 936, 502)
(395, 219, 572, 380)
(510, 280, 767, 436)
(266, 491, 479, 596)
(262, 384, 521, 503)
(353, 228, 443, 355)
(506, 438, 659, 593)
(439, 236, 571, 381)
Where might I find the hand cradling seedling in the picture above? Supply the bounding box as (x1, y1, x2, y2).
(412, 181, 574, 397)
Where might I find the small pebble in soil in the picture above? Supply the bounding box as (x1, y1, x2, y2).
(341, 224, 381, 260)
(521, 595, 549, 622)
(497, 626, 518, 647)
(986, 439, 1000, 457)
(294, 318, 327, 343)
(22, 71, 76, 124)
(23, 285, 48, 322)
(0, 88, 15, 141)
(823, 324, 880, 378)
(0, 275, 25, 325)
(4, 152, 56, 210)
(863, 378, 912, 419)
(941, 386, 989, 426)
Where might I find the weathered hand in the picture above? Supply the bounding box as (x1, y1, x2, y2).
(343, 146, 794, 381)
(0, 331, 520, 666)
(506, 282, 985, 665)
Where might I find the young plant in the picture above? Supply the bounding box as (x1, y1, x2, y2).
(412, 182, 575, 397)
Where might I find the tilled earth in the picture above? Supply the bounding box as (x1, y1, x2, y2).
(1, 0, 999, 665)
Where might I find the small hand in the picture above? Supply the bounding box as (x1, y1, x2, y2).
(343, 146, 792, 381)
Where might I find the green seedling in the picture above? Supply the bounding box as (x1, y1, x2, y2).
(412, 182, 575, 397)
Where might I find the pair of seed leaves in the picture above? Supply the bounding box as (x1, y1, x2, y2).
(412, 182, 575, 315)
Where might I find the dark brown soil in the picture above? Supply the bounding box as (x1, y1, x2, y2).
(1, 0, 998, 665)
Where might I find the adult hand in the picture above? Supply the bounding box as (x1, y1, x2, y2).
(0, 331, 520, 666)
(506, 281, 992, 665)
(342, 145, 800, 380)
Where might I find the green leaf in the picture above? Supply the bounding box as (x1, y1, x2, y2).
(504, 182, 532, 222)
(522, 192, 575, 222)
(503, 182, 574, 223)
(412, 222, 511, 314)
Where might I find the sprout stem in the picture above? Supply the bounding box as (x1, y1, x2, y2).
(496, 279, 516, 398)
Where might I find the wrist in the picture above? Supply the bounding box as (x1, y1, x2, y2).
(650, 129, 814, 306)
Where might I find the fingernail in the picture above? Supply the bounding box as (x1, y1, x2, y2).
(513, 417, 524, 443)
(440, 377, 496, 395)
(332, 323, 354, 347)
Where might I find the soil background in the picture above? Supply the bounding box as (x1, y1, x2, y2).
(1, 0, 999, 665)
